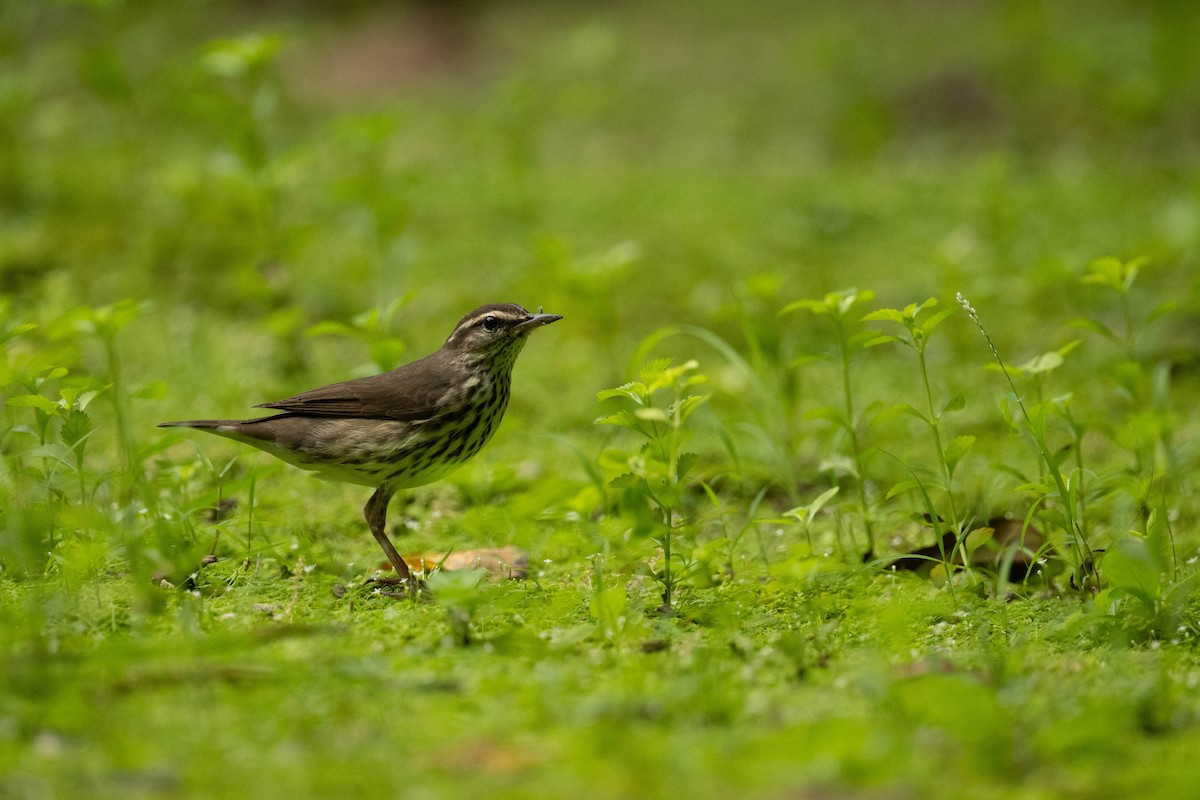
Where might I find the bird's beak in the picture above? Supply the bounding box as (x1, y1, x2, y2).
(516, 311, 563, 332)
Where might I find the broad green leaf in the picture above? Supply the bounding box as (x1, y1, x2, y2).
(861, 308, 906, 323)
(1016, 350, 1064, 375)
(668, 394, 709, 421)
(5, 394, 58, 415)
(60, 409, 91, 449)
(0, 322, 36, 346)
(608, 472, 648, 491)
(634, 407, 668, 422)
(639, 357, 674, 380)
(675, 452, 699, 482)
(920, 307, 954, 334)
(1102, 535, 1164, 612)
(60, 386, 104, 411)
(962, 526, 994, 558)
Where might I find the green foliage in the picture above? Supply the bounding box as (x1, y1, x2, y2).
(866, 298, 969, 578)
(596, 358, 709, 611)
(782, 288, 879, 557)
(306, 295, 413, 373)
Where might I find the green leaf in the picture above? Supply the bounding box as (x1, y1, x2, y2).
(872, 403, 929, 427)
(596, 382, 644, 403)
(920, 307, 954, 335)
(805, 405, 849, 432)
(5, 394, 59, 415)
(1018, 351, 1062, 375)
(634, 407, 668, 422)
(847, 329, 882, 352)
(305, 320, 361, 339)
(1102, 535, 1164, 613)
(60, 409, 92, 450)
(675, 452, 699, 482)
(885, 479, 920, 500)
(861, 308, 906, 323)
(943, 435, 975, 476)
(807, 485, 840, 518)
(61, 387, 104, 411)
(27, 443, 75, 470)
(780, 298, 831, 317)
(939, 393, 966, 417)
(785, 486, 841, 525)
(668, 394, 709, 421)
(0, 322, 36, 346)
(609, 473, 648, 491)
(202, 33, 283, 79)
(862, 334, 905, 349)
(594, 411, 640, 429)
(1147, 301, 1177, 324)
(1066, 317, 1118, 342)
(639, 357, 674, 380)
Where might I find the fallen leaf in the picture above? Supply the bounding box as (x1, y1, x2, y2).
(400, 546, 529, 580)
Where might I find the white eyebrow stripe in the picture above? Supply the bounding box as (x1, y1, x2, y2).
(460, 311, 527, 329)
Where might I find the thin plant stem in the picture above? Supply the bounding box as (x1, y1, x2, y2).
(836, 317, 875, 557)
(957, 294, 1095, 579)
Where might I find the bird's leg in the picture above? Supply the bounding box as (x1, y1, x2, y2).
(364, 485, 413, 584)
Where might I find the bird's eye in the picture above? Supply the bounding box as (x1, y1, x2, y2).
(482, 315, 499, 332)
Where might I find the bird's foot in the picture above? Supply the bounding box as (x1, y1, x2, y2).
(364, 574, 430, 601)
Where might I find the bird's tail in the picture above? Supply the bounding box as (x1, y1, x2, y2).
(157, 420, 241, 431)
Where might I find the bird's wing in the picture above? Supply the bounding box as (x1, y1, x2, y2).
(255, 357, 452, 422)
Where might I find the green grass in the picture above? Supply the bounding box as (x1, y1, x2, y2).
(3, 0, 1200, 797)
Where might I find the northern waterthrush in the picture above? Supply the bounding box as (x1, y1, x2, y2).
(160, 303, 561, 584)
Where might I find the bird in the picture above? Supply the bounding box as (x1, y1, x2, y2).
(159, 302, 561, 586)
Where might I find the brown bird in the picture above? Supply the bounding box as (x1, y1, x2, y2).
(160, 303, 561, 585)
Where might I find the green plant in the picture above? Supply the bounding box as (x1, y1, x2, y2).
(1072, 257, 1180, 575)
(957, 293, 1098, 590)
(781, 288, 878, 558)
(596, 358, 709, 612)
(866, 298, 975, 580)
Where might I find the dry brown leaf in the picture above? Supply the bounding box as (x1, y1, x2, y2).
(401, 546, 529, 580)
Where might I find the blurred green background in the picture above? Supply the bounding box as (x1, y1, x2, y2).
(7, 0, 1200, 492)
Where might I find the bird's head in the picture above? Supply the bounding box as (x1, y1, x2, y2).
(442, 303, 562, 364)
